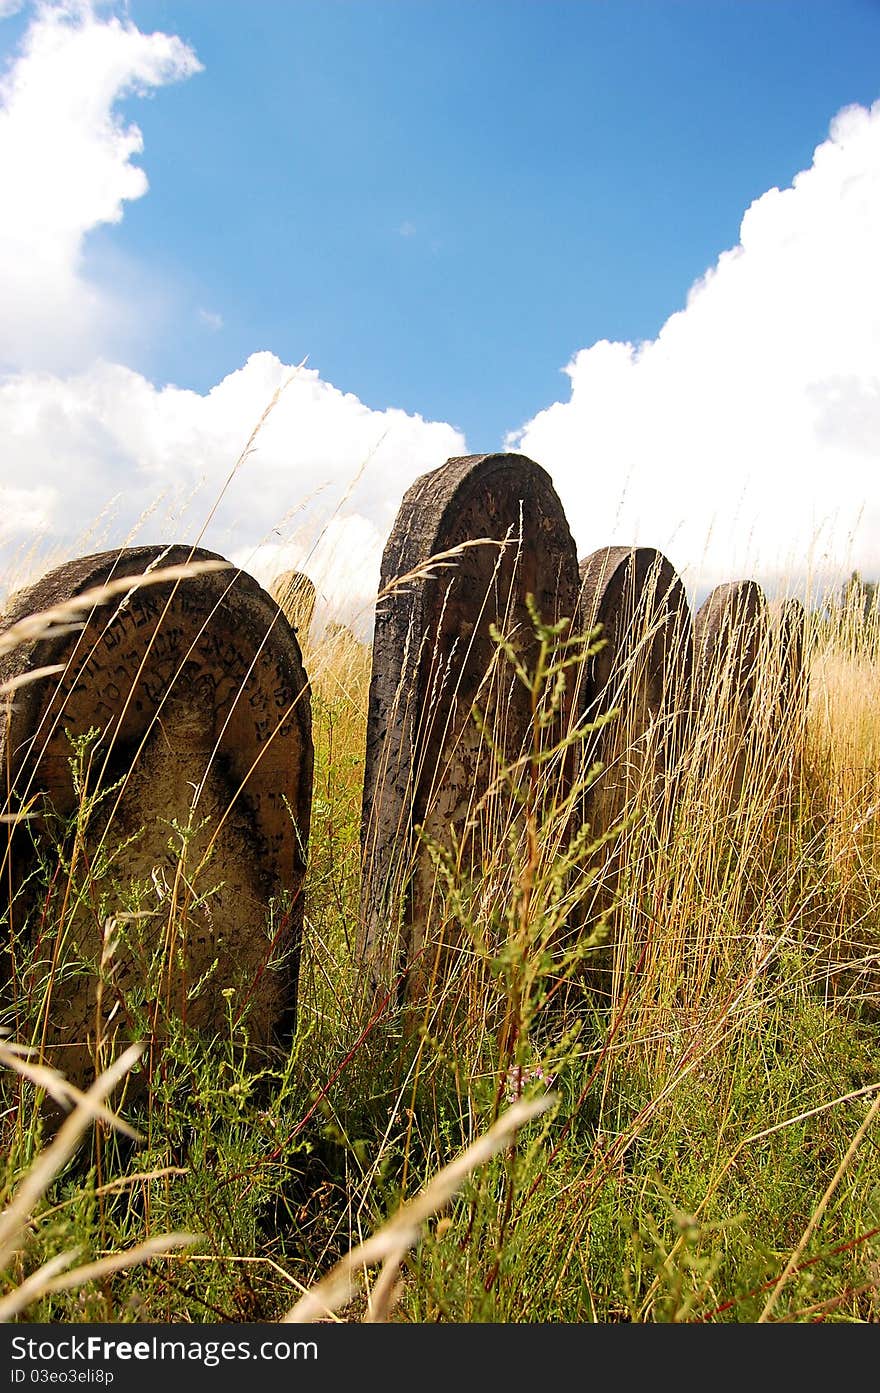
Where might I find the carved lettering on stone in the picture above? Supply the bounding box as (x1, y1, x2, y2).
(0, 545, 312, 1087)
(360, 452, 580, 1000)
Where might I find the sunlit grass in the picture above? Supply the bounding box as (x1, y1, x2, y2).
(1, 511, 879, 1323)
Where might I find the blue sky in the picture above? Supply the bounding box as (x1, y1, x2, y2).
(0, 1, 878, 627)
(80, 0, 880, 442)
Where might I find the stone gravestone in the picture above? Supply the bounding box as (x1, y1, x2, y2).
(769, 596, 809, 803)
(0, 544, 312, 1088)
(576, 547, 693, 977)
(692, 579, 769, 805)
(270, 569, 316, 645)
(360, 452, 581, 1002)
(777, 597, 808, 714)
(578, 547, 693, 827)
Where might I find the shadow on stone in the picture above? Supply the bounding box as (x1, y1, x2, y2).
(359, 452, 580, 1006)
(0, 544, 312, 1092)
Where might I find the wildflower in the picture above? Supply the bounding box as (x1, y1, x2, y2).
(505, 1062, 551, 1103)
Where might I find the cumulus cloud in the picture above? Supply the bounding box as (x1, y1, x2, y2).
(0, 351, 465, 630)
(2, 0, 878, 634)
(510, 100, 880, 600)
(0, 3, 465, 631)
(0, 0, 201, 370)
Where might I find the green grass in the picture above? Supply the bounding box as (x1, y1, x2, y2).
(2, 576, 880, 1323)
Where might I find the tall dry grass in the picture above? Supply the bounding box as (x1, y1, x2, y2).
(1, 488, 879, 1321)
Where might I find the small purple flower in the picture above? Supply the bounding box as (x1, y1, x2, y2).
(505, 1063, 552, 1103)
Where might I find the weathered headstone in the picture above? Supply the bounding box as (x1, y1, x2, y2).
(360, 452, 581, 1000)
(0, 544, 312, 1087)
(578, 546, 693, 837)
(269, 569, 316, 644)
(767, 596, 809, 803)
(574, 548, 693, 985)
(776, 597, 808, 714)
(692, 579, 769, 804)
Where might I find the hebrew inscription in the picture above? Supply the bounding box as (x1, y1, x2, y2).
(0, 545, 312, 1086)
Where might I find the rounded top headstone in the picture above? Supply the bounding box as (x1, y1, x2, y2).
(269, 569, 316, 641)
(694, 579, 768, 695)
(578, 546, 693, 708)
(361, 451, 581, 995)
(0, 544, 313, 1084)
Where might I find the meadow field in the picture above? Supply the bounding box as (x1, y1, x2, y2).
(1, 557, 879, 1325)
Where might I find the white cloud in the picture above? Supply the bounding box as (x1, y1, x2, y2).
(2, 0, 878, 633)
(238, 514, 388, 639)
(0, 4, 464, 629)
(0, 351, 465, 629)
(0, 0, 201, 371)
(197, 307, 223, 332)
(510, 100, 880, 600)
